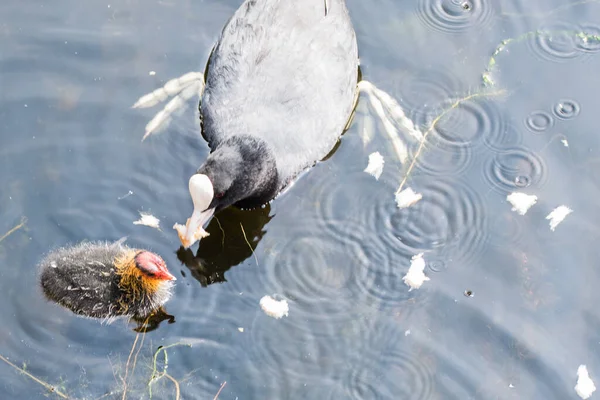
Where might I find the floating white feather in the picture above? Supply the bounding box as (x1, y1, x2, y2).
(402, 253, 430, 291)
(133, 212, 161, 230)
(575, 365, 596, 399)
(506, 192, 538, 215)
(395, 187, 423, 209)
(364, 152, 385, 180)
(260, 295, 289, 319)
(546, 205, 572, 231)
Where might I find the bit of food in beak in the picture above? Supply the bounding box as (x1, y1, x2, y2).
(173, 174, 215, 248)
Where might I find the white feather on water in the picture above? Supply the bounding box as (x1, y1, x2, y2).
(395, 187, 423, 209)
(575, 365, 596, 399)
(506, 192, 538, 215)
(364, 152, 385, 180)
(260, 295, 289, 319)
(402, 253, 430, 291)
(546, 205, 572, 231)
(133, 212, 161, 230)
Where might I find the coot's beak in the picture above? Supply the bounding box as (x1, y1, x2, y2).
(173, 174, 215, 248)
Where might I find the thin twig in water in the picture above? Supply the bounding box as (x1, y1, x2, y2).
(214, 216, 225, 250)
(0, 353, 69, 399)
(240, 223, 258, 266)
(396, 90, 506, 195)
(121, 331, 141, 400)
(214, 381, 227, 400)
(163, 374, 181, 400)
(129, 317, 149, 388)
(0, 216, 27, 244)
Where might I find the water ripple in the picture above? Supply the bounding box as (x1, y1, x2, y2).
(331, 320, 435, 399)
(527, 23, 581, 62)
(397, 69, 463, 112)
(260, 216, 419, 312)
(313, 173, 394, 238)
(415, 141, 473, 177)
(553, 99, 580, 120)
(525, 110, 554, 132)
(483, 147, 548, 193)
(575, 24, 600, 53)
(387, 178, 488, 267)
(245, 308, 340, 390)
(487, 210, 525, 248)
(423, 98, 518, 153)
(416, 0, 494, 34)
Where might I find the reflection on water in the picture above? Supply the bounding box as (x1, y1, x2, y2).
(177, 204, 272, 287)
(2, 0, 600, 399)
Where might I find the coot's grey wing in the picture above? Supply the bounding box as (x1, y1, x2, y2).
(200, 0, 358, 182)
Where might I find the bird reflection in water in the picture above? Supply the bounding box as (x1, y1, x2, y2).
(176, 204, 272, 287)
(131, 307, 176, 333)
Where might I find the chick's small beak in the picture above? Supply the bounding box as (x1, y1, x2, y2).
(173, 174, 215, 248)
(160, 270, 177, 281)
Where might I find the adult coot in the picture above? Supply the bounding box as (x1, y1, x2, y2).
(178, 0, 358, 247)
(39, 240, 176, 321)
(133, 0, 417, 248)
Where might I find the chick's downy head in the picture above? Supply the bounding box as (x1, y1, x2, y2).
(134, 251, 176, 282)
(115, 250, 176, 298)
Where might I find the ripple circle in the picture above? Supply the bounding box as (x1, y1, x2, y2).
(487, 211, 525, 248)
(575, 24, 600, 53)
(332, 320, 435, 399)
(553, 99, 580, 120)
(528, 23, 581, 62)
(416, 0, 494, 33)
(416, 98, 520, 153)
(246, 312, 335, 386)
(525, 110, 554, 132)
(386, 178, 488, 267)
(260, 218, 418, 312)
(483, 147, 548, 193)
(396, 68, 463, 114)
(414, 144, 473, 177)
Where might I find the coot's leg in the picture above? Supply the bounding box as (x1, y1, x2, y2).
(131, 71, 205, 141)
(357, 80, 423, 163)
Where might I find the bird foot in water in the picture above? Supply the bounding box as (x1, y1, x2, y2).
(357, 80, 423, 163)
(132, 71, 205, 141)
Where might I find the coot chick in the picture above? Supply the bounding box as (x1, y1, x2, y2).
(39, 240, 176, 321)
(172, 0, 359, 247)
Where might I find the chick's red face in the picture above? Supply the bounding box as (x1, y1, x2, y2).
(134, 251, 176, 281)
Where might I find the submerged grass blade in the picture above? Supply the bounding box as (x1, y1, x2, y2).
(396, 90, 506, 196)
(0, 353, 69, 399)
(0, 216, 27, 245)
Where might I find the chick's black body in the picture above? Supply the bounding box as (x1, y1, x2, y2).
(39, 241, 172, 321)
(197, 0, 359, 211)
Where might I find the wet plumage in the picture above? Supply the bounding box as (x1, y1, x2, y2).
(39, 240, 175, 321)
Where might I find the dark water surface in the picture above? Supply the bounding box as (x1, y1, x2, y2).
(1, 0, 600, 399)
